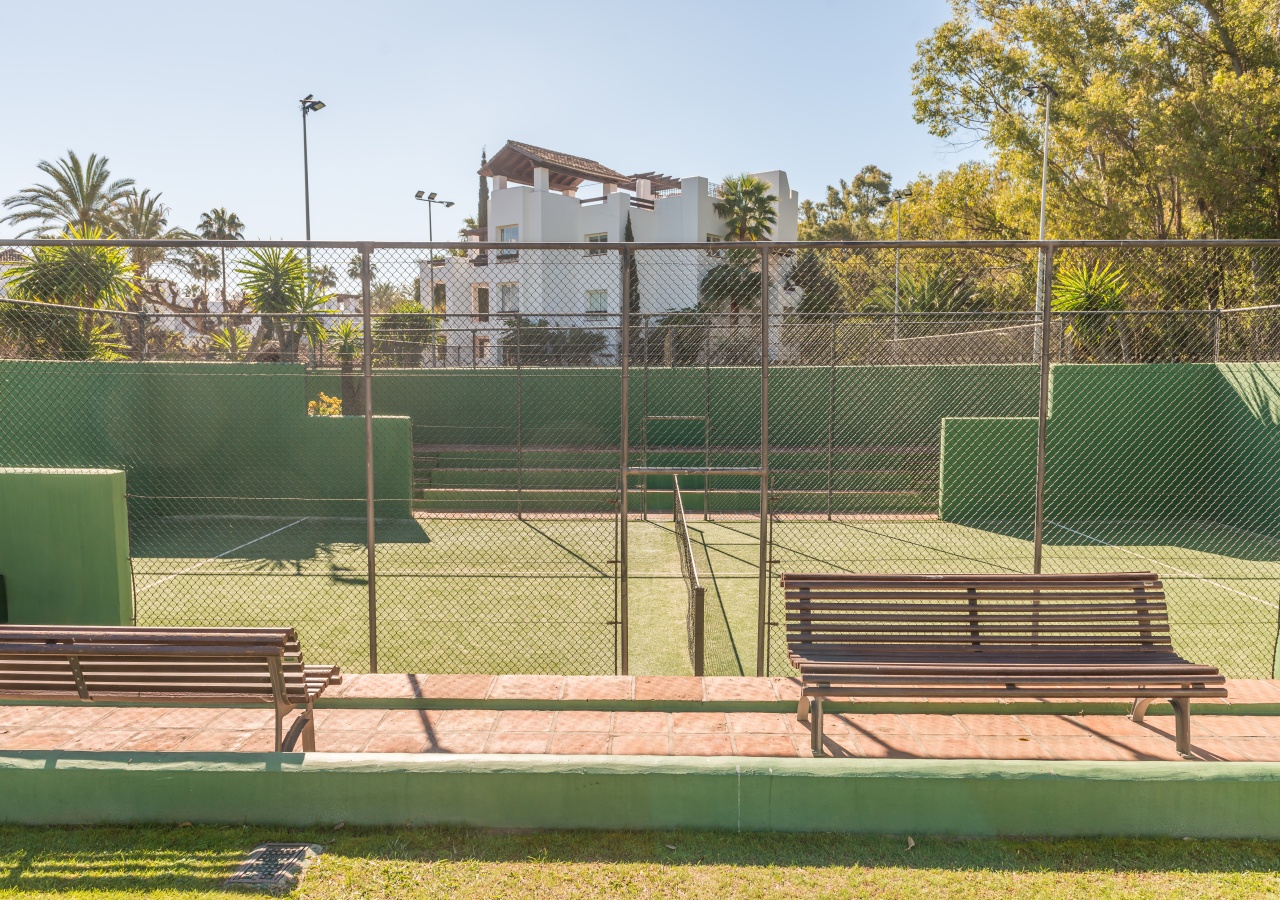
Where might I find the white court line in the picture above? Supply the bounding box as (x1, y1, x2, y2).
(1047, 520, 1280, 611)
(137, 517, 309, 592)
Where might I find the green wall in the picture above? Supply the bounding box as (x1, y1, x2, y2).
(0, 468, 132, 625)
(941, 364, 1229, 528)
(939, 418, 1037, 525)
(0, 361, 412, 519)
(1214, 363, 1280, 534)
(3, 753, 1280, 837)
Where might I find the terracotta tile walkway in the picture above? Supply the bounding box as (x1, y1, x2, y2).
(4, 704, 1280, 761)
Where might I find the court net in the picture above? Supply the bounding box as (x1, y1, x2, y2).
(673, 475, 706, 675)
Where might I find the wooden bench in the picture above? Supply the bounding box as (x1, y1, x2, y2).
(783, 572, 1227, 758)
(0, 626, 341, 752)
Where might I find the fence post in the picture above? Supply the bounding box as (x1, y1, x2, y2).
(360, 242, 379, 673)
(138, 312, 148, 362)
(827, 315, 837, 521)
(618, 245, 632, 676)
(756, 245, 771, 677)
(1033, 243, 1054, 574)
(516, 315, 523, 520)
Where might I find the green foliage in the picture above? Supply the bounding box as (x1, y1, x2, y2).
(236, 247, 332, 358)
(912, 0, 1280, 239)
(1054, 261, 1131, 359)
(864, 262, 985, 314)
(800, 165, 893, 240)
(5, 225, 138, 310)
(500, 316, 608, 366)
(698, 262, 759, 315)
(374, 299, 438, 367)
(790, 250, 845, 316)
(208, 326, 251, 361)
(713, 174, 778, 241)
(0, 150, 135, 237)
(478, 148, 489, 230)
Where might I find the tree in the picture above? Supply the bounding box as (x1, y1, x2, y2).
(1, 151, 135, 237)
(800, 165, 893, 240)
(713, 174, 778, 241)
(327, 320, 364, 413)
(912, 0, 1280, 239)
(477, 149, 489, 230)
(1053, 261, 1131, 361)
(109, 189, 192, 343)
(1, 225, 137, 358)
(374, 299, 438, 367)
(500, 316, 607, 366)
(196, 208, 245, 313)
(236, 247, 331, 360)
(624, 212, 640, 357)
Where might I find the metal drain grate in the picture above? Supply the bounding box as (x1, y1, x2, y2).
(225, 842, 323, 893)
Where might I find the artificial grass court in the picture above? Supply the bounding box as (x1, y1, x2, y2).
(1, 825, 1279, 899)
(128, 513, 1280, 678)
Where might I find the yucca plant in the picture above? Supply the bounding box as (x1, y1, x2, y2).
(327, 320, 364, 414)
(1053, 261, 1130, 361)
(236, 247, 332, 359)
(209, 326, 252, 361)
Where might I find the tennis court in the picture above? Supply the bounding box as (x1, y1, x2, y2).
(129, 510, 1280, 679)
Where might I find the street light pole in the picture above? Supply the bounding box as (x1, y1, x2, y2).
(415, 191, 455, 364)
(299, 95, 326, 241)
(890, 187, 912, 348)
(1025, 82, 1056, 356)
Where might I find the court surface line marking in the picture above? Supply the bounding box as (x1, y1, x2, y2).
(137, 517, 310, 592)
(1048, 520, 1279, 611)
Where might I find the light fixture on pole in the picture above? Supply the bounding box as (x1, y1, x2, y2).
(415, 191, 455, 364)
(1023, 81, 1057, 355)
(300, 95, 326, 241)
(890, 187, 913, 345)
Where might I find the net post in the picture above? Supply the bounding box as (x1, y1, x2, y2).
(360, 242, 378, 673)
(756, 245, 771, 677)
(1033, 243, 1054, 574)
(618, 245, 632, 676)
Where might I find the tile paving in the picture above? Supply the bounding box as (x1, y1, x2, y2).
(1, 677, 1278, 761)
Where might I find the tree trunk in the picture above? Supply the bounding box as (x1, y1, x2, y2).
(341, 358, 362, 416)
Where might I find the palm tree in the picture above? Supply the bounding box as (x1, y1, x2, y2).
(181, 250, 222, 331)
(327, 321, 363, 414)
(196, 208, 245, 313)
(236, 247, 331, 360)
(2, 225, 138, 357)
(309, 264, 338, 291)
(713, 174, 778, 241)
(1, 151, 135, 237)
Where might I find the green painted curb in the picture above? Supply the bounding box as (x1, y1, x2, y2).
(1, 752, 1278, 837)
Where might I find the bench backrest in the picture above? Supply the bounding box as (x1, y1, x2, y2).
(0, 626, 314, 705)
(782, 572, 1170, 657)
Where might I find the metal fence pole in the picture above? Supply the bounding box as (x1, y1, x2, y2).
(516, 315, 523, 520)
(1033, 243, 1054, 574)
(360, 242, 379, 673)
(138, 312, 148, 362)
(756, 245, 771, 677)
(827, 315, 837, 521)
(619, 246, 632, 676)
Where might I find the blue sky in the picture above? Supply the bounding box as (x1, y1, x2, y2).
(0, 0, 979, 241)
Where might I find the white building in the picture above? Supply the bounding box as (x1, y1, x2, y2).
(421, 141, 800, 365)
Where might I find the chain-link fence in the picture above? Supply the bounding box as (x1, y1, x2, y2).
(2, 238, 1279, 678)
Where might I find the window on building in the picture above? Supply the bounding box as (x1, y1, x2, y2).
(474, 335, 490, 361)
(473, 285, 489, 323)
(585, 233, 608, 256)
(497, 224, 519, 260)
(498, 282, 520, 314)
(585, 289, 608, 317)
(705, 233, 724, 258)
(432, 282, 446, 314)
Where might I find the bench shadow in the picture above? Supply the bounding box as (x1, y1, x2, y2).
(953, 518, 1280, 564)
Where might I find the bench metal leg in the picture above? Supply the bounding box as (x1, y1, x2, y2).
(797, 695, 810, 723)
(1129, 697, 1154, 725)
(281, 705, 315, 753)
(810, 697, 825, 757)
(274, 707, 284, 752)
(1170, 696, 1193, 758)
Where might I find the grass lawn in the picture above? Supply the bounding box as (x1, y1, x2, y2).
(0, 825, 1278, 898)
(128, 513, 1280, 679)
